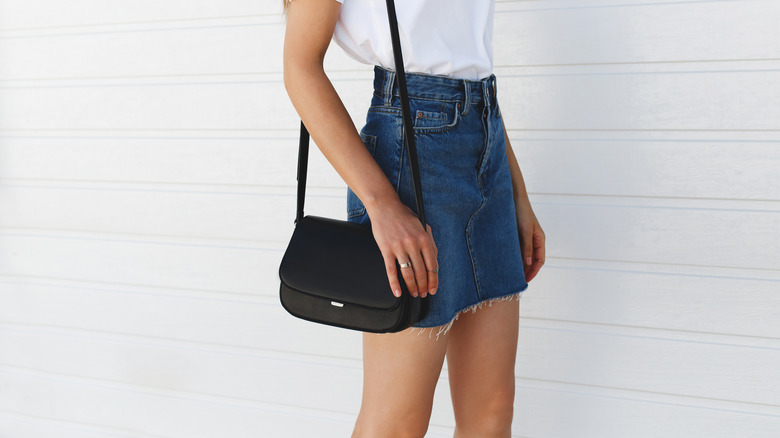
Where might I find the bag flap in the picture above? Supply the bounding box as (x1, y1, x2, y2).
(279, 215, 401, 311)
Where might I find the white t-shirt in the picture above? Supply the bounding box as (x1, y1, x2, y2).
(332, 0, 495, 81)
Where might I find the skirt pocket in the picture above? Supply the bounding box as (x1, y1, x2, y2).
(410, 97, 461, 133)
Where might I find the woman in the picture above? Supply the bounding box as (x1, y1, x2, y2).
(282, 0, 545, 436)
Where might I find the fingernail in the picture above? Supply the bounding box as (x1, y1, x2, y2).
(394, 289, 401, 297)
(526, 257, 532, 265)
(430, 288, 437, 294)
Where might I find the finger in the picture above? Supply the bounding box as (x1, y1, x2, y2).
(528, 262, 542, 282)
(420, 242, 438, 295)
(424, 224, 439, 294)
(409, 251, 428, 298)
(535, 229, 546, 262)
(527, 259, 542, 282)
(527, 231, 546, 282)
(398, 256, 420, 297)
(383, 255, 403, 298)
(426, 267, 438, 295)
(521, 229, 534, 267)
(426, 224, 438, 259)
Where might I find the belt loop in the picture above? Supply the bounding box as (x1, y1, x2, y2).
(482, 76, 490, 104)
(383, 69, 396, 106)
(462, 80, 471, 116)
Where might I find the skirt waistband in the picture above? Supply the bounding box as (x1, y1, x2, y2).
(372, 65, 497, 106)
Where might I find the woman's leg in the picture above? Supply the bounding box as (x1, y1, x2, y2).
(446, 297, 520, 438)
(352, 326, 451, 438)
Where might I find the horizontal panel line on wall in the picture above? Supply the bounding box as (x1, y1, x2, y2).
(0, 71, 284, 84)
(534, 193, 780, 212)
(503, 68, 780, 77)
(0, 58, 780, 88)
(1, 129, 778, 143)
(515, 376, 780, 418)
(0, 128, 299, 138)
(0, 78, 286, 90)
(2, 128, 780, 136)
(0, 409, 431, 438)
(4, 61, 780, 87)
(547, 256, 780, 282)
(480, 61, 780, 77)
(0, 177, 307, 195)
(0, 14, 277, 33)
(0, 229, 284, 252)
(0, 410, 167, 438)
(0, 412, 392, 438)
(2, 59, 779, 82)
(498, 58, 780, 69)
(0, 15, 283, 40)
(2, 179, 778, 209)
(496, 0, 756, 13)
(521, 314, 780, 350)
(0, 275, 280, 306)
(0, 274, 271, 307)
(509, 131, 780, 140)
(0, 67, 353, 81)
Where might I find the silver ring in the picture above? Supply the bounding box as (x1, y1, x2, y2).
(399, 262, 412, 269)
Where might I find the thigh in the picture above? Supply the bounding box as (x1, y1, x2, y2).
(354, 327, 450, 437)
(445, 298, 520, 427)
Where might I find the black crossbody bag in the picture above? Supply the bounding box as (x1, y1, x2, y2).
(278, 0, 430, 333)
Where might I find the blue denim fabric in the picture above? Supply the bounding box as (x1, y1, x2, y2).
(347, 65, 528, 329)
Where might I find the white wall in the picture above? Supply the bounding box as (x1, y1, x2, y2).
(1, 0, 778, 437)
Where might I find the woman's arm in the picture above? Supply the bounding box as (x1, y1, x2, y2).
(503, 118, 546, 282)
(283, 0, 438, 298)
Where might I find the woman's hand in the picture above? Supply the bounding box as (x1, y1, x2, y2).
(514, 197, 545, 282)
(501, 116, 545, 282)
(365, 199, 439, 299)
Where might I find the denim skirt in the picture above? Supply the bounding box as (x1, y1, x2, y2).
(347, 66, 529, 336)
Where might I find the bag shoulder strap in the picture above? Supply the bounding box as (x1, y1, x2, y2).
(295, 0, 426, 228)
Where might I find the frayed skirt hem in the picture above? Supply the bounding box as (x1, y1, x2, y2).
(408, 291, 524, 341)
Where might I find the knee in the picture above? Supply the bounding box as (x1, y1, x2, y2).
(482, 402, 514, 435)
(454, 398, 514, 437)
